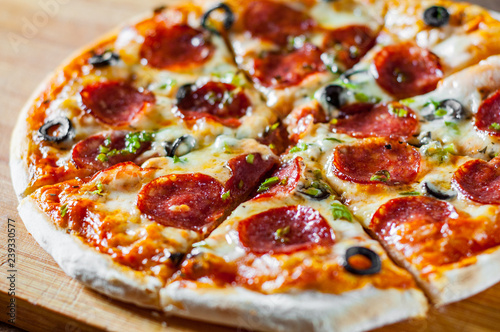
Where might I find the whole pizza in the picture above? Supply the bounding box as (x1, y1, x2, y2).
(9, 0, 500, 331)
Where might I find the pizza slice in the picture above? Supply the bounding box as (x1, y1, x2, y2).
(199, 0, 385, 114)
(289, 127, 500, 305)
(161, 150, 427, 332)
(397, 55, 500, 159)
(302, 0, 500, 121)
(11, 3, 279, 197)
(17, 137, 277, 308)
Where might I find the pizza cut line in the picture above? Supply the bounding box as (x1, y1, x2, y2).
(9, 0, 500, 331)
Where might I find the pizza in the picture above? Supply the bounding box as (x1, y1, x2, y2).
(9, 0, 500, 331)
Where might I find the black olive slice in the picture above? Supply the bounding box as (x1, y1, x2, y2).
(423, 6, 450, 28)
(38, 117, 74, 142)
(423, 182, 457, 200)
(162, 135, 196, 157)
(169, 252, 185, 267)
(323, 84, 347, 109)
(440, 99, 467, 120)
(88, 51, 120, 67)
(175, 83, 194, 103)
(201, 3, 235, 36)
(343, 247, 381, 276)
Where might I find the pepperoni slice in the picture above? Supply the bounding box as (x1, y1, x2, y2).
(373, 42, 443, 99)
(80, 81, 155, 126)
(371, 196, 458, 236)
(252, 43, 326, 88)
(72, 132, 151, 171)
(257, 122, 291, 155)
(475, 90, 500, 137)
(238, 205, 334, 254)
(323, 25, 376, 69)
(371, 196, 500, 266)
(137, 173, 227, 232)
(254, 157, 302, 200)
(177, 82, 250, 128)
(452, 157, 500, 205)
(243, 0, 315, 46)
(332, 102, 419, 139)
(225, 153, 277, 197)
(332, 140, 420, 185)
(140, 24, 214, 70)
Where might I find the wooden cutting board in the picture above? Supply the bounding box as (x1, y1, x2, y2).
(1, 0, 500, 331)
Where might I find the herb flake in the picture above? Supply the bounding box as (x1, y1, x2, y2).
(221, 190, 231, 201)
(399, 191, 421, 196)
(90, 182, 104, 196)
(331, 203, 353, 222)
(370, 170, 391, 182)
(490, 122, 500, 131)
(246, 154, 255, 164)
(274, 226, 291, 243)
(60, 204, 68, 217)
(257, 176, 280, 193)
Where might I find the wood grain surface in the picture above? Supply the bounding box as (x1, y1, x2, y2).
(1, 1, 500, 331)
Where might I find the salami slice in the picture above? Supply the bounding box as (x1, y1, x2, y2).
(225, 153, 277, 197)
(373, 42, 443, 99)
(475, 90, 500, 137)
(253, 157, 302, 199)
(332, 102, 418, 139)
(252, 43, 326, 88)
(238, 205, 334, 254)
(140, 24, 214, 70)
(177, 82, 250, 128)
(80, 81, 155, 126)
(243, 0, 315, 46)
(371, 196, 500, 266)
(137, 173, 227, 232)
(72, 131, 151, 171)
(323, 25, 376, 69)
(452, 157, 500, 205)
(371, 196, 458, 235)
(257, 122, 291, 155)
(332, 140, 420, 185)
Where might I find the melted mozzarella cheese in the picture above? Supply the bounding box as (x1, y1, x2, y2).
(310, 1, 382, 30)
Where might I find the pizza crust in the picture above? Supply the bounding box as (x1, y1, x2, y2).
(426, 247, 500, 306)
(161, 282, 428, 332)
(374, 231, 500, 306)
(18, 197, 163, 309)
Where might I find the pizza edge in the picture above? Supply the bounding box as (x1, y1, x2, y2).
(390, 243, 500, 306)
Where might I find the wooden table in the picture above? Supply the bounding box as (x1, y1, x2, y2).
(1, 0, 500, 331)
